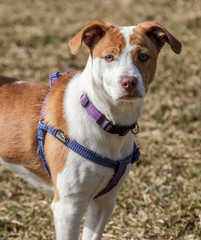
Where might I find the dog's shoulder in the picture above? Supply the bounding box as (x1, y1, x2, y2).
(53, 71, 78, 89)
(44, 71, 78, 133)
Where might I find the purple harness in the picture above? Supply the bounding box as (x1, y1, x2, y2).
(38, 72, 140, 199)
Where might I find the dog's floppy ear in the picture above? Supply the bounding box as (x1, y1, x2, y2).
(138, 21, 182, 54)
(69, 20, 111, 54)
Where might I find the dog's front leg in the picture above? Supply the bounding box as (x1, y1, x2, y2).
(51, 200, 88, 240)
(82, 191, 118, 240)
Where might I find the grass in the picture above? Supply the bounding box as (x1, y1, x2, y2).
(0, 0, 200, 239)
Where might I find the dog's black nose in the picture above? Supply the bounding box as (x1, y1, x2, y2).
(121, 76, 138, 91)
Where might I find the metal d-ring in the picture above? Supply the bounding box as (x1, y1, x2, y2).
(131, 122, 139, 135)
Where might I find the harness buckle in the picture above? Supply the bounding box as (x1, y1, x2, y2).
(55, 130, 69, 144)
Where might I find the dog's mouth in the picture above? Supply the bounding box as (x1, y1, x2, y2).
(118, 90, 145, 101)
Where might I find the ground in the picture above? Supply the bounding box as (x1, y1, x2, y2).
(0, 0, 200, 239)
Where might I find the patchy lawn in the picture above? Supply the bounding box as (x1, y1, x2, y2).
(0, 0, 200, 239)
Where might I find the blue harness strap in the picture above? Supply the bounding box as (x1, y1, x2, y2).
(37, 72, 140, 199)
(38, 72, 67, 178)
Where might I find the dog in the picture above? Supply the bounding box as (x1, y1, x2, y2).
(0, 20, 181, 240)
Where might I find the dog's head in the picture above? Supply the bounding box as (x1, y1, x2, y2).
(69, 20, 182, 102)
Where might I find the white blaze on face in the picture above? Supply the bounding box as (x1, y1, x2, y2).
(119, 26, 146, 98)
(92, 25, 145, 102)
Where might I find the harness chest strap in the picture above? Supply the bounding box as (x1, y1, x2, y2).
(37, 71, 140, 199)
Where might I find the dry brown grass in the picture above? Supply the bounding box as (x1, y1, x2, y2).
(0, 0, 200, 239)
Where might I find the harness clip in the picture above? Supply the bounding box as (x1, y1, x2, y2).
(55, 130, 69, 144)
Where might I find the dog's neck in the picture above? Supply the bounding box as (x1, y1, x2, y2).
(80, 55, 143, 126)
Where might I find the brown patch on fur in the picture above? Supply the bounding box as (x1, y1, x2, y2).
(137, 21, 182, 54)
(130, 28, 159, 88)
(69, 20, 112, 54)
(44, 72, 77, 202)
(129, 23, 181, 90)
(0, 72, 76, 199)
(0, 76, 51, 185)
(69, 20, 126, 58)
(92, 27, 126, 59)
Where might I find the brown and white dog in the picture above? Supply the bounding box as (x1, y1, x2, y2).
(0, 20, 181, 240)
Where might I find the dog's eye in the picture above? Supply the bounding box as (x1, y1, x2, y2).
(105, 55, 115, 62)
(138, 54, 149, 62)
